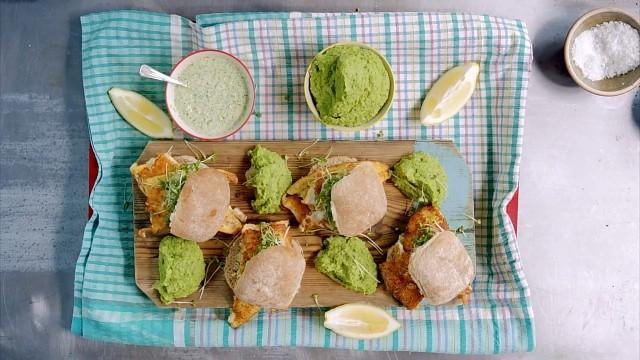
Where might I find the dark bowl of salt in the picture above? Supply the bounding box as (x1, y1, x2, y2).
(565, 8, 640, 96)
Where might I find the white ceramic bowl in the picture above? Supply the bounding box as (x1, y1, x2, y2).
(165, 49, 256, 140)
(564, 8, 640, 96)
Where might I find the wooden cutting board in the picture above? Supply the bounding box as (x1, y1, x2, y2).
(133, 140, 474, 308)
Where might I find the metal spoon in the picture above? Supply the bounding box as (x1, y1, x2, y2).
(139, 64, 188, 87)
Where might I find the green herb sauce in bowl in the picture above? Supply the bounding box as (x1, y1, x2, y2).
(166, 50, 255, 140)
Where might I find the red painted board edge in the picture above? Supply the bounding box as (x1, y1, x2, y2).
(87, 147, 520, 235)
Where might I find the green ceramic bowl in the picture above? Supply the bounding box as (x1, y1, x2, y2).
(304, 41, 395, 131)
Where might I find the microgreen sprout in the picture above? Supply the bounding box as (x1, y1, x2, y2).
(405, 200, 422, 216)
(316, 172, 345, 230)
(312, 294, 321, 310)
(297, 145, 333, 169)
(297, 139, 320, 159)
(296, 157, 326, 169)
(325, 146, 333, 159)
(160, 153, 216, 216)
(255, 222, 282, 254)
(198, 152, 217, 165)
(455, 225, 467, 237)
(183, 140, 206, 160)
(171, 300, 196, 307)
(304, 228, 338, 235)
(345, 250, 380, 284)
(199, 257, 224, 300)
(413, 225, 435, 247)
(463, 213, 481, 225)
(216, 239, 231, 248)
(357, 232, 384, 255)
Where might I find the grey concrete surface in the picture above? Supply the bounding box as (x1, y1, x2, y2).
(1, 0, 638, 359)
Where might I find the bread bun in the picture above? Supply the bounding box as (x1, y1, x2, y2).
(224, 221, 305, 310)
(408, 231, 474, 305)
(233, 241, 305, 309)
(170, 168, 230, 242)
(331, 162, 388, 236)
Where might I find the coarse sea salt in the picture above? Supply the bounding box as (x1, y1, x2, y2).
(571, 21, 640, 81)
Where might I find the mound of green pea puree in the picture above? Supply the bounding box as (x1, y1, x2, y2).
(392, 152, 448, 206)
(245, 145, 292, 214)
(315, 236, 378, 295)
(153, 236, 205, 304)
(309, 45, 390, 127)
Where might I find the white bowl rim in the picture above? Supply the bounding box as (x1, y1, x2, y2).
(165, 49, 256, 140)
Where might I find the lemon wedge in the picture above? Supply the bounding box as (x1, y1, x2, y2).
(420, 62, 479, 126)
(324, 303, 401, 340)
(108, 87, 173, 138)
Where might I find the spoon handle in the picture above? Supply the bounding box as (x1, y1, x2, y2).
(139, 64, 188, 87)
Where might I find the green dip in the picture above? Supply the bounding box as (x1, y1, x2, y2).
(174, 53, 251, 137)
(315, 236, 378, 295)
(245, 145, 292, 214)
(392, 152, 448, 206)
(153, 236, 205, 304)
(309, 45, 390, 127)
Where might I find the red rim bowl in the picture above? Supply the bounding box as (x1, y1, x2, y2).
(165, 49, 256, 140)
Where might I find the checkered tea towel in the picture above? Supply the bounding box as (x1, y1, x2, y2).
(73, 10, 534, 353)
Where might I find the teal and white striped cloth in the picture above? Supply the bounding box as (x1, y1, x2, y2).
(74, 10, 534, 353)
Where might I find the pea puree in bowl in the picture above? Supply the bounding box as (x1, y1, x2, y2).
(304, 42, 395, 131)
(166, 50, 255, 140)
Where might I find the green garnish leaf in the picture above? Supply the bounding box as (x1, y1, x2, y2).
(255, 222, 282, 255)
(316, 172, 346, 229)
(413, 226, 435, 247)
(160, 154, 215, 217)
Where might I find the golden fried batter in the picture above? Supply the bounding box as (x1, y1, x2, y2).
(227, 221, 291, 328)
(401, 205, 449, 251)
(228, 298, 261, 329)
(131, 153, 243, 238)
(380, 205, 449, 309)
(379, 245, 423, 310)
